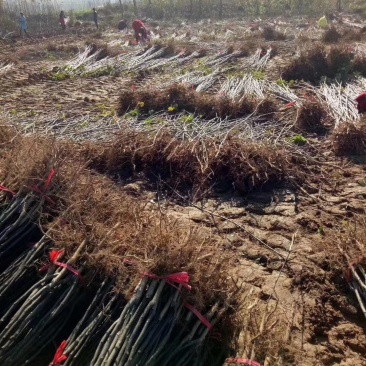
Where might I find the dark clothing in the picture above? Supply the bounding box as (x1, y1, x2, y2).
(59, 12, 66, 30)
(93, 10, 98, 29)
(118, 20, 128, 31)
(355, 92, 366, 114)
(134, 27, 147, 42)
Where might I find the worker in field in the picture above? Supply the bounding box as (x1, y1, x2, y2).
(284, 2, 291, 16)
(355, 92, 366, 114)
(132, 19, 149, 43)
(59, 10, 66, 30)
(19, 13, 29, 37)
(93, 8, 98, 30)
(118, 19, 128, 31)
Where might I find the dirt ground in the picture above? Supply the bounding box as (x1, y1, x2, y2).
(1, 18, 366, 366)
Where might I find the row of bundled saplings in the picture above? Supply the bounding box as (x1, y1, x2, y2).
(0, 127, 243, 366)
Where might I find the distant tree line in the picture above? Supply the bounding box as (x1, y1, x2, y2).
(122, 0, 365, 19)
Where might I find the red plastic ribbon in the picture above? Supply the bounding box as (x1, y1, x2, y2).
(144, 272, 192, 291)
(31, 169, 56, 205)
(346, 265, 353, 283)
(346, 256, 365, 283)
(184, 302, 213, 330)
(40, 249, 82, 281)
(286, 101, 296, 108)
(0, 185, 15, 196)
(132, 85, 137, 92)
(225, 358, 263, 366)
(143, 271, 212, 330)
(49, 340, 68, 366)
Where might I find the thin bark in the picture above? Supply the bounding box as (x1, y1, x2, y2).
(133, 0, 138, 16)
(119, 0, 124, 16)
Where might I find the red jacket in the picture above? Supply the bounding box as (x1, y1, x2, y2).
(132, 19, 145, 32)
(355, 92, 366, 113)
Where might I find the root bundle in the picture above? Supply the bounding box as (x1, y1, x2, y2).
(117, 83, 274, 119)
(85, 40, 122, 60)
(86, 129, 297, 195)
(296, 99, 329, 133)
(322, 26, 342, 43)
(332, 123, 366, 155)
(282, 44, 366, 84)
(262, 26, 286, 41)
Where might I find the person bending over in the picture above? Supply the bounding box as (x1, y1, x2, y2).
(355, 92, 366, 114)
(132, 19, 148, 43)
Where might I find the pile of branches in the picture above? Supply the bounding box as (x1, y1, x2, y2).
(322, 26, 342, 43)
(262, 26, 286, 41)
(0, 62, 13, 76)
(296, 98, 330, 133)
(219, 74, 266, 100)
(282, 44, 366, 84)
(311, 81, 360, 126)
(86, 129, 299, 195)
(331, 123, 366, 155)
(0, 132, 241, 365)
(118, 83, 277, 119)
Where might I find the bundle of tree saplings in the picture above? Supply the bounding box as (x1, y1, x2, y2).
(0, 241, 87, 365)
(348, 258, 366, 321)
(0, 133, 240, 365)
(0, 192, 42, 273)
(90, 275, 228, 366)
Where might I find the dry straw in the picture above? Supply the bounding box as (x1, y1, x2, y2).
(331, 123, 366, 155)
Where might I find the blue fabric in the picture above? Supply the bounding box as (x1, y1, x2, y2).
(19, 16, 27, 30)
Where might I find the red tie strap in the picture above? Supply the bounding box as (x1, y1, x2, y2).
(225, 358, 263, 366)
(143, 271, 213, 330)
(31, 168, 56, 205)
(184, 302, 213, 330)
(346, 264, 353, 283)
(0, 185, 16, 196)
(49, 340, 68, 366)
(286, 101, 296, 108)
(40, 249, 83, 281)
(144, 272, 192, 291)
(346, 256, 365, 283)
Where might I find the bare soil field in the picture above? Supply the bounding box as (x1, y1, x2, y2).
(0, 16, 366, 366)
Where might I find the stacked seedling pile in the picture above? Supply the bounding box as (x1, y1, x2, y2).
(90, 275, 231, 366)
(117, 83, 276, 120)
(331, 123, 366, 155)
(0, 132, 240, 365)
(0, 62, 13, 76)
(282, 44, 366, 85)
(312, 81, 360, 126)
(295, 98, 329, 133)
(85, 128, 300, 195)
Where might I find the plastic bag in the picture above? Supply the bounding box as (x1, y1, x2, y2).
(318, 16, 328, 29)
